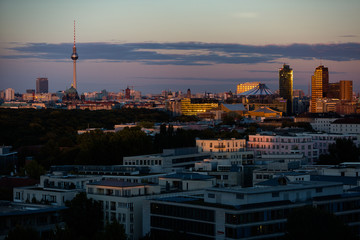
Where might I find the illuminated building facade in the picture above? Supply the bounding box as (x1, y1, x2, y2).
(279, 64, 293, 115)
(36, 78, 48, 93)
(236, 82, 260, 95)
(180, 98, 219, 116)
(311, 65, 329, 112)
(340, 80, 353, 101)
(196, 138, 246, 153)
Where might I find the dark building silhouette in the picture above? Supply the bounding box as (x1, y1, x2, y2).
(279, 64, 293, 114)
(36, 78, 48, 93)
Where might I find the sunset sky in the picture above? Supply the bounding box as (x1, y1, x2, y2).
(0, 0, 359, 94)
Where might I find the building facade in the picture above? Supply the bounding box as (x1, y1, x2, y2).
(196, 138, 246, 153)
(311, 65, 329, 113)
(236, 82, 260, 95)
(340, 80, 353, 101)
(180, 98, 219, 116)
(36, 78, 49, 93)
(87, 180, 161, 240)
(279, 64, 293, 115)
(144, 181, 360, 239)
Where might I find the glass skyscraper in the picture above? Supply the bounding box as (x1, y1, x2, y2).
(311, 65, 329, 112)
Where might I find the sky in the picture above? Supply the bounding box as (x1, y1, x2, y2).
(0, 0, 359, 94)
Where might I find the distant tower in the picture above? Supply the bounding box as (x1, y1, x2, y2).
(279, 64, 293, 115)
(71, 20, 79, 89)
(186, 89, 191, 98)
(36, 77, 48, 93)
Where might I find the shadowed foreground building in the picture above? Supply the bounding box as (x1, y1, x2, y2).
(143, 181, 360, 239)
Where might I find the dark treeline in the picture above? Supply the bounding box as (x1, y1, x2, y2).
(0, 109, 244, 174)
(0, 108, 170, 148)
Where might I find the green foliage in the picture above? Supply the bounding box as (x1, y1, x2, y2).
(64, 192, 103, 239)
(97, 221, 127, 240)
(317, 138, 360, 165)
(5, 225, 40, 240)
(20, 160, 46, 180)
(284, 206, 356, 240)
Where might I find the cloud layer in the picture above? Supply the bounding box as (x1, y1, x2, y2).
(2, 42, 360, 66)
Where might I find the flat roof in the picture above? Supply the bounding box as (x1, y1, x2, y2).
(88, 180, 144, 188)
(208, 181, 342, 195)
(0, 201, 67, 217)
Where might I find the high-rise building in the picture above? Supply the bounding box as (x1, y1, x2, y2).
(5, 88, 15, 101)
(279, 64, 293, 114)
(36, 78, 48, 93)
(236, 82, 260, 95)
(311, 65, 329, 113)
(327, 83, 340, 99)
(340, 80, 353, 101)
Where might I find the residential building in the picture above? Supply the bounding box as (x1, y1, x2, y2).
(13, 173, 102, 206)
(330, 118, 360, 134)
(279, 64, 293, 115)
(87, 180, 161, 240)
(247, 133, 319, 162)
(159, 172, 216, 191)
(310, 117, 338, 132)
(0, 201, 66, 239)
(123, 148, 211, 172)
(196, 138, 246, 153)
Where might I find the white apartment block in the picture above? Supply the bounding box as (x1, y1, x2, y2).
(247, 134, 318, 163)
(13, 174, 102, 206)
(13, 186, 78, 206)
(301, 133, 360, 155)
(330, 119, 360, 134)
(310, 118, 338, 132)
(87, 180, 161, 240)
(196, 138, 246, 153)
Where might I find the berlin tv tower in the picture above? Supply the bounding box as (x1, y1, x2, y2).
(71, 20, 79, 89)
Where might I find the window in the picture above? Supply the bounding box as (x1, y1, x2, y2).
(208, 193, 215, 198)
(272, 192, 279, 198)
(316, 187, 323, 193)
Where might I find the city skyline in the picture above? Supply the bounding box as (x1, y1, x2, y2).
(0, 0, 359, 94)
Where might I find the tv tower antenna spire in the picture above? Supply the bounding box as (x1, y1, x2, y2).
(71, 20, 79, 89)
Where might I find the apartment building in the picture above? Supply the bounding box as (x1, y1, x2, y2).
(196, 138, 246, 153)
(87, 180, 161, 240)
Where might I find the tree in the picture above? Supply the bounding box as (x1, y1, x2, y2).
(5, 226, 40, 240)
(98, 221, 127, 240)
(20, 160, 45, 180)
(64, 192, 103, 239)
(284, 206, 356, 240)
(318, 138, 360, 165)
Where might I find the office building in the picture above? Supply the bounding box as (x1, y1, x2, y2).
(311, 65, 329, 112)
(340, 80, 353, 101)
(143, 181, 360, 239)
(180, 98, 219, 116)
(36, 78, 48, 93)
(279, 64, 293, 114)
(327, 82, 340, 99)
(236, 82, 260, 95)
